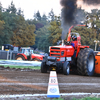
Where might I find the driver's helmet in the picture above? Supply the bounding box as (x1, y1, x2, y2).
(71, 35, 77, 41)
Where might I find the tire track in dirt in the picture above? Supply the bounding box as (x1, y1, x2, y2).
(7, 85, 22, 90)
(0, 70, 100, 94)
(0, 75, 47, 91)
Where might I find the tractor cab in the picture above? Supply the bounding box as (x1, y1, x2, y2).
(20, 47, 33, 56)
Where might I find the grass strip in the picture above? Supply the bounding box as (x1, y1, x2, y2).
(47, 97, 100, 100)
(0, 65, 40, 69)
(72, 97, 100, 100)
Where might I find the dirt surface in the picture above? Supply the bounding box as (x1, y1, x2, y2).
(0, 69, 100, 99)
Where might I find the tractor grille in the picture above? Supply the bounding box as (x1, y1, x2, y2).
(50, 47, 60, 57)
(51, 47, 60, 50)
(51, 51, 60, 53)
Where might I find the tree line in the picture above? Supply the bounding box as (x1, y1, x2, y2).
(0, 1, 100, 53)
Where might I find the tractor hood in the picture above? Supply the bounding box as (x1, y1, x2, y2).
(49, 45, 74, 58)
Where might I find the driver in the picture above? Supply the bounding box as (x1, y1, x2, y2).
(72, 35, 77, 41)
(71, 35, 78, 50)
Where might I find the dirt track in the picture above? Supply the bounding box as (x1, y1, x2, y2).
(0, 69, 100, 95)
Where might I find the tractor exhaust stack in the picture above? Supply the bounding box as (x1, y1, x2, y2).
(62, 40, 64, 46)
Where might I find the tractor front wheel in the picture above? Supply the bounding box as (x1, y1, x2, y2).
(33, 58, 40, 61)
(63, 61, 70, 75)
(41, 62, 47, 73)
(77, 48, 95, 76)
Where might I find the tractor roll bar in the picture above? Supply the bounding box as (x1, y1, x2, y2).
(67, 25, 86, 42)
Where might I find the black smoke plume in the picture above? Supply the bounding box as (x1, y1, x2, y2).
(60, 0, 77, 39)
(60, 0, 100, 40)
(60, 0, 77, 24)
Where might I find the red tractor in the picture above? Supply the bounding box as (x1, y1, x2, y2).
(15, 47, 44, 61)
(41, 25, 95, 76)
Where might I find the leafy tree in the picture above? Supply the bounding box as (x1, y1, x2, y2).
(36, 25, 51, 53)
(26, 19, 37, 26)
(35, 23, 44, 30)
(48, 9, 55, 21)
(10, 1, 17, 14)
(0, 2, 3, 11)
(0, 20, 5, 31)
(11, 16, 36, 47)
(33, 11, 49, 31)
(84, 9, 100, 49)
(6, 1, 17, 14)
(34, 11, 41, 21)
(0, 11, 14, 45)
(48, 16, 62, 45)
(41, 14, 49, 25)
(0, 2, 36, 47)
(42, 14, 47, 21)
(0, 20, 5, 45)
(17, 8, 24, 17)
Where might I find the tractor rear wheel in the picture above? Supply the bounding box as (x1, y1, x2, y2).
(41, 62, 47, 73)
(63, 61, 70, 75)
(15, 55, 25, 60)
(77, 48, 95, 76)
(33, 58, 40, 61)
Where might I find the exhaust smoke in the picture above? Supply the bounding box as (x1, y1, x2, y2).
(62, 40, 64, 46)
(60, 0, 100, 40)
(60, 0, 77, 40)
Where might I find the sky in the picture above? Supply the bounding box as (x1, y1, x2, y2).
(0, 0, 100, 20)
(0, 0, 61, 19)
